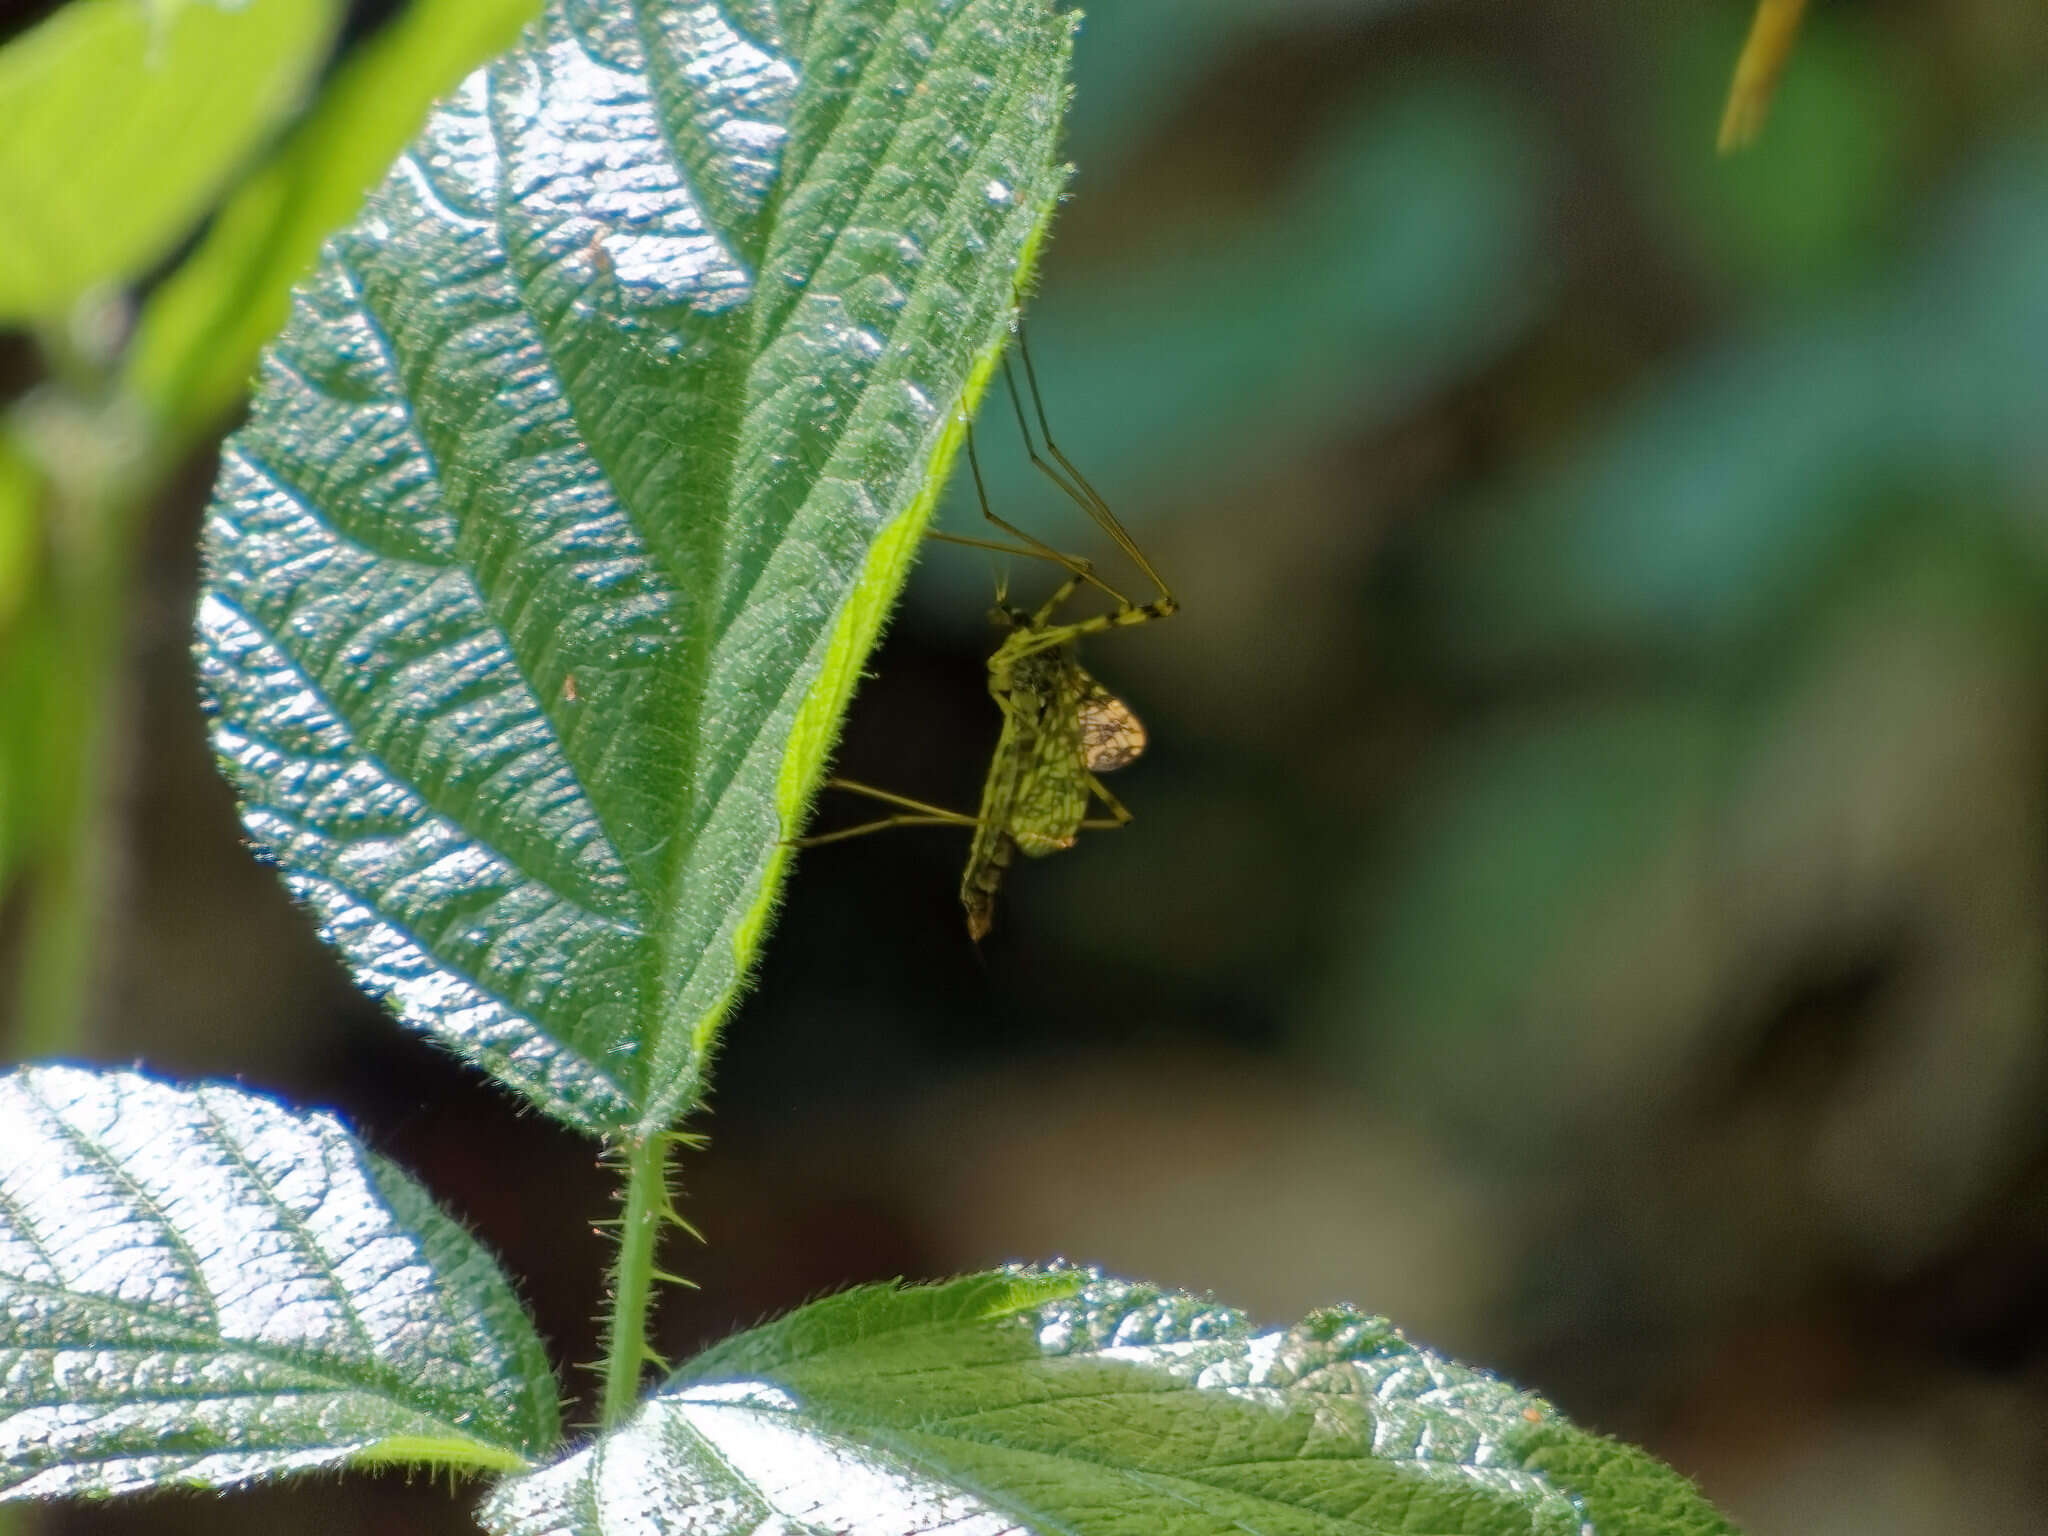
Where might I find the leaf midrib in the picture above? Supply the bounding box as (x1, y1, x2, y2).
(3, 1087, 529, 1448)
(319, 235, 655, 915)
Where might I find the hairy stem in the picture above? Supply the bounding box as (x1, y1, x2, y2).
(599, 1131, 670, 1427)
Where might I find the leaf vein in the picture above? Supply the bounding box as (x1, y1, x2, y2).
(209, 587, 644, 941)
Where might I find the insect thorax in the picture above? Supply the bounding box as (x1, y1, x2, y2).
(991, 642, 1071, 711)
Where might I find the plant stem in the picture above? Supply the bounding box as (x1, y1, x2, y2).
(7, 376, 152, 1060)
(11, 517, 124, 1057)
(599, 1131, 670, 1428)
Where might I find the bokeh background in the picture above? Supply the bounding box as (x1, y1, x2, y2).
(5, 0, 2048, 1532)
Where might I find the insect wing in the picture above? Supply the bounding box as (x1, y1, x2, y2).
(1003, 655, 1091, 856)
(1075, 671, 1146, 772)
(961, 707, 1029, 936)
(1012, 709, 1090, 855)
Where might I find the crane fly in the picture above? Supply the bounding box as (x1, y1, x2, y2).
(799, 328, 1176, 940)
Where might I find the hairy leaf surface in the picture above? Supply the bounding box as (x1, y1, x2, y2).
(196, 0, 1072, 1136)
(481, 1269, 1742, 1536)
(0, 1066, 557, 1500)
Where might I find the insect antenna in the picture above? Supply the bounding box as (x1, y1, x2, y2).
(1008, 327, 1176, 609)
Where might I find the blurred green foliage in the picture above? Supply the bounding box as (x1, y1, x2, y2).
(853, 6, 2048, 1526)
(0, 0, 338, 322)
(940, 69, 1550, 541)
(0, 0, 538, 1059)
(125, 0, 540, 439)
(1662, 7, 1918, 297)
(3, 2, 2047, 1533)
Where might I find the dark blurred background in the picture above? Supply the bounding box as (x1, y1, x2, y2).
(6, 1, 2048, 1532)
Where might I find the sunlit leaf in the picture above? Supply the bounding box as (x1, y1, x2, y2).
(126, 0, 544, 441)
(195, 0, 1073, 1137)
(481, 1269, 1741, 1536)
(0, 1065, 558, 1500)
(0, 0, 338, 322)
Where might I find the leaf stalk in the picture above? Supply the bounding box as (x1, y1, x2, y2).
(598, 1131, 671, 1427)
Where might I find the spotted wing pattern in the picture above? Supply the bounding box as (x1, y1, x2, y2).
(1075, 669, 1146, 772)
(959, 641, 1155, 939)
(1009, 651, 1092, 857)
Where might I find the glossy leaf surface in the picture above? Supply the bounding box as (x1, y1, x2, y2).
(0, 0, 337, 321)
(481, 1269, 1741, 1536)
(196, 0, 1072, 1136)
(0, 1065, 558, 1500)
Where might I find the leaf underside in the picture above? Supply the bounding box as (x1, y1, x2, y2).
(196, 0, 1072, 1138)
(0, 1066, 557, 1500)
(480, 1268, 1743, 1536)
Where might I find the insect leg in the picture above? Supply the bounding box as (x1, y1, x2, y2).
(1083, 773, 1135, 826)
(965, 424, 1133, 608)
(1010, 327, 1175, 609)
(790, 780, 984, 848)
(1027, 570, 1091, 629)
(925, 528, 1093, 569)
(995, 595, 1176, 663)
(818, 778, 981, 820)
(794, 814, 980, 848)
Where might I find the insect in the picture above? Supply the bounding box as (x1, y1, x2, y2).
(800, 330, 1176, 939)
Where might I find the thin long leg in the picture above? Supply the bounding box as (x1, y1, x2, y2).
(1085, 774, 1134, 825)
(1000, 353, 1094, 526)
(1029, 570, 1089, 630)
(925, 528, 1095, 570)
(967, 426, 1133, 608)
(999, 593, 1174, 662)
(796, 814, 978, 848)
(1010, 328, 1175, 606)
(820, 778, 979, 820)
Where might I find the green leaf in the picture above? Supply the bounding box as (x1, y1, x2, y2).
(0, 0, 339, 323)
(480, 1269, 1742, 1536)
(125, 0, 544, 442)
(0, 1064, 558, 1500)
(196, 0, 1072, 1137)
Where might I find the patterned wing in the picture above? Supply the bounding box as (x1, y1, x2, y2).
(1008, 652, 1092, 857)
(1075, 668, 1146, 772)
(962, 701, 1031, 938)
